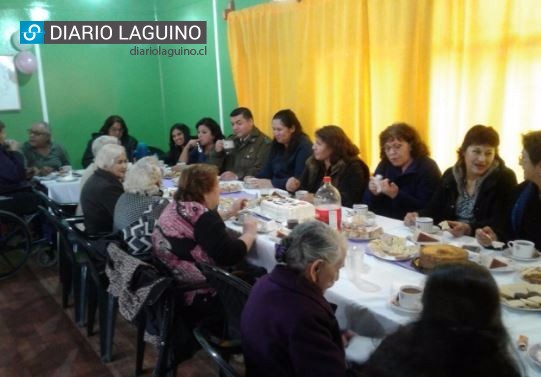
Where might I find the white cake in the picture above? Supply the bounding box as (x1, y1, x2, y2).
(260, 197, 315, 222)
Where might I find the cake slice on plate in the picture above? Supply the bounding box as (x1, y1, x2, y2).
(413, 230, 439, 243)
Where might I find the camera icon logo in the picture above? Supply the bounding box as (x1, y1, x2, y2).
(20, 21, 44, 44)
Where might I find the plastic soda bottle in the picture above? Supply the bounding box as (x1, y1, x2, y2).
(314, 176, 342, 230)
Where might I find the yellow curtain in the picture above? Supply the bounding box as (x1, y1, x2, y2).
(228, 0, 541, 174)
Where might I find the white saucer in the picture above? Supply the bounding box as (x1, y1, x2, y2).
(486, 257, 515, 273)
(409, 225, 440, 234)
(388, 295, 422, 315)
(502, 248, 541, 262)
(56, 175, 79, 182)
(528, 343, 541, 368)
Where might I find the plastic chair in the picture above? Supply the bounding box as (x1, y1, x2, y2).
(194, 262, 252, 377)
(61, 216, 120, 362)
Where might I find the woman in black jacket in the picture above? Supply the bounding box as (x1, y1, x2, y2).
(299, 125, 369, 208)
(405, 125, 517, 237)
(81, 115, 138, 167)
(476, 130, 541, 249)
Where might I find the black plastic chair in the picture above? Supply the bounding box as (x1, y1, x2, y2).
(63, 217, 120, 362)
(194, 263, 252, 377)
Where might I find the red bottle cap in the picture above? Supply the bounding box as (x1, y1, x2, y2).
(323, 176, 331, 183)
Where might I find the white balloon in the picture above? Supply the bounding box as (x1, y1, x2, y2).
(11, 31, 32, 51)
(15, 51, 38, 74)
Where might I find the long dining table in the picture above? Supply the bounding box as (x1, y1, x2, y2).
(223, 200, 541, 375)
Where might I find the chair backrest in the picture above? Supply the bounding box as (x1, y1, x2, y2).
(197, 262, 251, 340)
(33, 188, 66, 217)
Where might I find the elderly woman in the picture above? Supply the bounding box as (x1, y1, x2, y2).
(80, 144, 127, 234)
(405, 125, 517, 237)
(299, 125, 369, 207)
(113, 156, 167, 257)
(152, 164, 257, 317)
(476, 131, 541, 250)
(241, 221, 348, 377)
(179, 118, 224, 164)
(245, 109, 312, 191)
(162, 123, 191, 166)
(364, 263, 522, 377)
(21, 121, 70, 176)
(81, 115, 138, 168)
(363, 123, 441, 219)
(79, 135, 119, 190)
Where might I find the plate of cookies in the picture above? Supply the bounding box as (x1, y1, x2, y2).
(518, 266, 541, 284)
(499, 283, 541, 311)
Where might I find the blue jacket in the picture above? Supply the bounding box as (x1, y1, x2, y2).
(241, 265, 346, 377)
(256, 135, 312, 190)
(363, 156, 441, 219)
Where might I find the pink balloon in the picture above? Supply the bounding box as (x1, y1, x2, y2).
(15, 51, 37, 74)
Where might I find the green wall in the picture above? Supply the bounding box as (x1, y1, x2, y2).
(0, 0, 265, 168)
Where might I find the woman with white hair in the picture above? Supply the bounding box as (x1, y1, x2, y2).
(241, 221, 349, 377)
(79, 135, 119, 190)
(80, 144, 127, 234)
(113, 156, 168, 257)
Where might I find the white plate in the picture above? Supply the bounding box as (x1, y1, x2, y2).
(528, 343, 541, 368)
(502, 248, 541, 262)
(367, 245, 418, 262)
(56, 175, 79, 182)
(219, 181, 244, 193)
(388, 295, 422, 315)
(501, 300, 541, 312)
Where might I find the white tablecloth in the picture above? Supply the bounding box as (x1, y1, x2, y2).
(234, 213, 541, 375)
(39, 178, 81, 204)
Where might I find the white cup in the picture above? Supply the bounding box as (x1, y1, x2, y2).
(508, 240, 535, 258)
(398, 285, 423, 310)
(295, 190, 308, 200)
(60, 165, 72, 177)
(353, 204, 368, 215)
(415, 217, 434, 233)
(223, 139, 235, 152)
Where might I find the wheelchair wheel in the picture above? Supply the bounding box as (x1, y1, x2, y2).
(0, 210, 32, 280)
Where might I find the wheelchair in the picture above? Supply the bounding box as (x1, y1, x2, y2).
(0, 208, 57, 280)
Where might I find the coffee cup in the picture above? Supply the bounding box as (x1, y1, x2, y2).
(295, 190, 308, 200)
(415, 217, 434, 233)
(60, 165, 72, 177)
(398, 285, 422, 310)
(507, 240, 535, 259)
(223, 139, 235, 152)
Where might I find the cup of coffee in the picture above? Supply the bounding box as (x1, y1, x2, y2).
(398, 285, 422, 310)
(415, 217, 434, 233)
(508, 240, 535, 259)
(295, 190, 308, 200)
(223, 139, 235, 153)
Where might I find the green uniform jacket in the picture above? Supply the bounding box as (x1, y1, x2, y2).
(208, 126, 271, 179)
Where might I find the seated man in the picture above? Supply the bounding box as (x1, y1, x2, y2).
(208, 107, 271, 180)
(0, 121, 40, 215)
(21, 121, 70, 176)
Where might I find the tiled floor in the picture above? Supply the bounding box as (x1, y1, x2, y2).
(0, 259, 218, 376)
